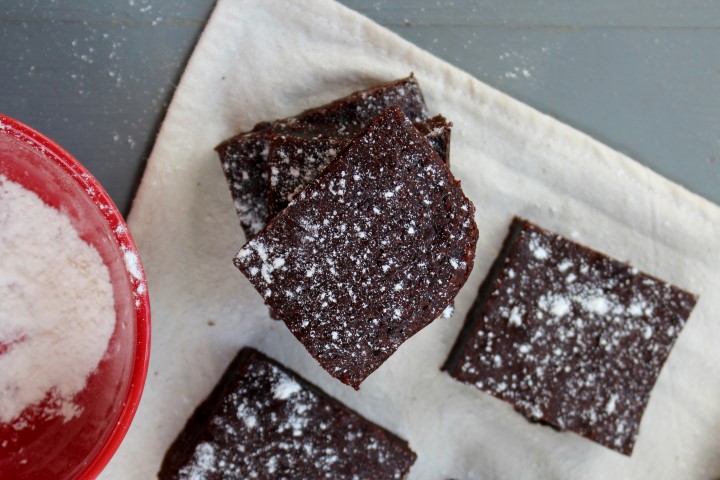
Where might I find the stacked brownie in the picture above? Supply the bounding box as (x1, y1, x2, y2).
(219, 77, 477, 389)
(167, 76, 476, 477)
(216, 76, 451, 238)
(234, 107, 476, 389)
(163, 76, 700, 479)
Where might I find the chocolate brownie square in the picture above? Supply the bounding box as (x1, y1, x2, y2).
(234, 106, 478, 389)
(444, 217, 697, 455)
(266, 115, 451, 220)
(216, 76, 429, 238)
(159, 348, 416, 479)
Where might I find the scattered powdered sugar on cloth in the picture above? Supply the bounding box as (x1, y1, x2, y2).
(0, 176, 116, 425)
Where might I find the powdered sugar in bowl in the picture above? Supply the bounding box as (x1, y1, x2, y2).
(0, 114, 151, 479)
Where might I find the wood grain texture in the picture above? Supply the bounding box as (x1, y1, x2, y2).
(1, 0, 718, 214)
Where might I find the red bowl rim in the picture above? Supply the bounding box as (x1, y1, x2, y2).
(0, 113, 151, 479)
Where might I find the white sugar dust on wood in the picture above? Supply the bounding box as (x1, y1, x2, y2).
(0, 176, 116, 426)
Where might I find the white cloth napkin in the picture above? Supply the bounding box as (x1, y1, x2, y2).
(102, 0, 720, 478)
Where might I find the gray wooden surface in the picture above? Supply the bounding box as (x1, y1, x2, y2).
(1, 0, 718, 215)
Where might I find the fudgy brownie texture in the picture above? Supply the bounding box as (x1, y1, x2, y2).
(266, 136, 346, 222)
(216, 126, 274, 237)
(444, 217, 697, 455)
(261, 118, 451, 323)
(216, 76, 429, 238)
(234, 106, 478, 389)
(266, 115, 451, 220)
(158, 348, 416, 480)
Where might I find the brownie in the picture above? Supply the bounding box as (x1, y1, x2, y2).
(216, 127, 274, 237)
(266, 115, 452, 220)
(159, 348, 416, 480)
(266, 136, 347, 222)
(277, 75, 428, 138)
(413, 115, 452, 168)
(216, 76, 429, 238)
(444, 217, 697, 455)
(234, 106, 478, 389)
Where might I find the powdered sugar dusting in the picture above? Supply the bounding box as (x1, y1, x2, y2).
(267, 136, 344, 218)
(219, 76, 429, 238)
(266, 115, 450, 222)
(218, 132, 272, 237)
(441, 304, 455, 318)
(273, 375, 301, 400)
(166, 350, 415, 478)
(450, 218, 696, 454)
(234, 107, 477, 388)
(179, 442, 217, 480)
(124, 250, 142, 280)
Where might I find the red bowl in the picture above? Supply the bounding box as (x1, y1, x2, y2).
(0, 114, 151, 479)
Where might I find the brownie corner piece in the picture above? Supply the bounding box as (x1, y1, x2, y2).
(159, 348, 256, 480)
(414, 114, 452, 166)
(215, 76, 432, 239)
(235, 106, 478, 389)
(265, 115, 452, 222)
(444, 217, 697, 455)
(215, 130, 273, 238)
(159, 348, 416, 480)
